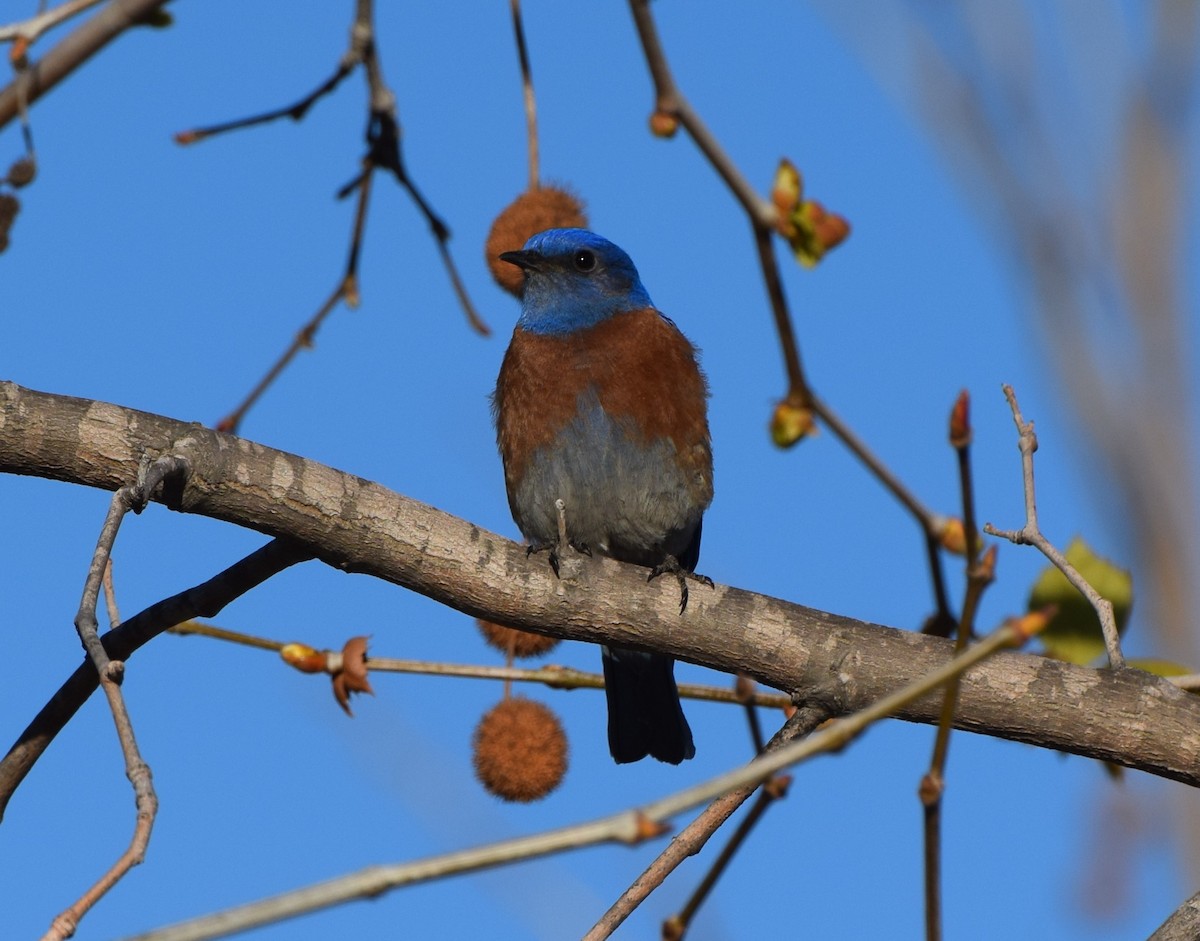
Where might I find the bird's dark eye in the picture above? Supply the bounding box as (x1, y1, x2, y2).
(574, 250, 596, 272)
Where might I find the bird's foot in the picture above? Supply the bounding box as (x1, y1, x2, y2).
(527, 500, 590, 578)
(526, 539, 562, 577)
(648, 555, 715, 614)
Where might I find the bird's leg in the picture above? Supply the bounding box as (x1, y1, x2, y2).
(648, 555, 715, 614)
(527, 500, 590, 579)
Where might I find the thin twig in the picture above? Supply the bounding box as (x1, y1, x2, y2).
(659, 700, 796, 941)
(174, 63, 358, 146)
(43, 456, 190, 940)
(984, 384, 1126, 667)
(0, 0, 170, 129)
(0, 538, 313, 820)
(585, 618, 1041, 941)
(509, 0, 539, 190)
(102, 557, 121, 628)
(216, 166, 372, 434)
(123, 620, 1036, 941)
(812, 395, 955, 630)
(167, 619, 795, 709)
(364, 107, 490, 337)
(0, 0, 105, 46)
(627, 0, 953, 633)
(920, 391, 993, 941)
(207, 1, 484, 430)
(663, 773, 792, 941)
(629, 1, 803, 393)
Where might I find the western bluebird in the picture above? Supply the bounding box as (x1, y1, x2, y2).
(492, 228, 713, 764)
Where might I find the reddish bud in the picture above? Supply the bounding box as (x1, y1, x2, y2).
(1009, 605, 1057, 642)
(649, 110, 679, 138)
(9, 36, 30, 69)
(280, 642, 327, 674)
(949, 390, 972, 448)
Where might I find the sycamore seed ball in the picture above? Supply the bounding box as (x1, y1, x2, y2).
(485, 187, 588, 296)
(476, 618, 560, 659)
(472, 697, 568, 802)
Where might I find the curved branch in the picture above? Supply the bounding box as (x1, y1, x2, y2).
(2, 379, 1199, 789)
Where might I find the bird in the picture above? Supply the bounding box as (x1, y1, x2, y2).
(492, 227, 713, 764)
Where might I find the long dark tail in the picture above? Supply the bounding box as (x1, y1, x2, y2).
(602, 646, 695, 764)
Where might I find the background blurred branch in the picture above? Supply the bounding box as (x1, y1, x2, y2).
(0, 0, 169, 128)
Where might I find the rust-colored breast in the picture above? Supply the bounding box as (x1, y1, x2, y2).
(494, 308, 712, 500)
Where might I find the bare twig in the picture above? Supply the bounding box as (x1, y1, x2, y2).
(587, 618, 1040, 940)
(0, 0, 105, 46)
(167, 619, 795, 709)
(508, 0, 539, 190)
(42, 455, 189, 940)
(984, 384, 1126, 667)
(920, 391, 994, 941)
(0, 538, 313, 820)
(658, 697, 797, 941)
(217, 166, 372, 434)
(205, 1, 484, 430)
(811, 394, 955, 632)
(628, 2, 800, 387)
(627, 0, 953, 634)
(175, 64, 359, 146)
(101, 558, 120, 628)
(122, 621, 1034, 941)
(0, 0, 170, 129)
(662, 772, 792, 941)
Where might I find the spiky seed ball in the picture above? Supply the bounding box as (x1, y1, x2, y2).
(473, 697, 568, 802)
(476, 618, 559, 659)
(0, 193, 18, 227)
(0, 193, 18, 253)
(485, 186, 588, 296)
(5, 157, 35, 188)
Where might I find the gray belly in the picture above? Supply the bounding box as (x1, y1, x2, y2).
(510, 397, 705, 567)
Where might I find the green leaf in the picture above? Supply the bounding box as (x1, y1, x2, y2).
(1029, 537, 1132, 665)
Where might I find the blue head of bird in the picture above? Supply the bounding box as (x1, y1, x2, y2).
(500, 228, 654, 335)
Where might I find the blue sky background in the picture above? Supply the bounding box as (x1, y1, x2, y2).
(2, 2, 1196, 939)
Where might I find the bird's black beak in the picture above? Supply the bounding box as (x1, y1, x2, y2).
(499, 249, 539, 271)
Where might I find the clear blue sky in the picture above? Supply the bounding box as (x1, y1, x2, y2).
(2, 3, 1193, 939)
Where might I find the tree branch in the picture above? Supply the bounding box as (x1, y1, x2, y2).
(0, 537, 313, 821)
(0, 0, 170, 130)
(3, 380, 1199, 790)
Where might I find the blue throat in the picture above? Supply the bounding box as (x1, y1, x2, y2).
(518, 278, 652, 335)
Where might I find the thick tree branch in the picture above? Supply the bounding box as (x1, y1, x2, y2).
(3, 380, 1199, 788)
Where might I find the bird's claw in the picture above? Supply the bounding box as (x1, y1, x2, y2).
(526, 539, 561, 577)
(648, 556, 714, 614)
(526, 538, 589, 580)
